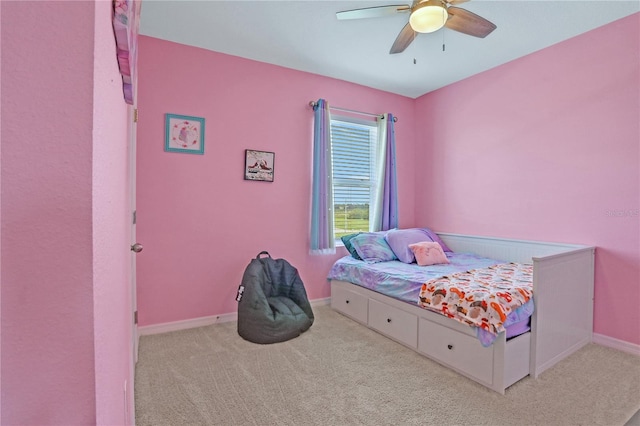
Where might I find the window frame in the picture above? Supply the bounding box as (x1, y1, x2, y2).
(329, 114, 379, 240)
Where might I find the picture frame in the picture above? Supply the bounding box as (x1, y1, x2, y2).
(165, 113, 205, 154)
(244, 150, 275, 182)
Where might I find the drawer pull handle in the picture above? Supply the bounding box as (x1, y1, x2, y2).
(387, 318, 392, 323)
(447, 344, 453, 350)
(345, 300, 350, 304)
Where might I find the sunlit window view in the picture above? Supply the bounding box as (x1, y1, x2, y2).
(330, 117, 378, 239)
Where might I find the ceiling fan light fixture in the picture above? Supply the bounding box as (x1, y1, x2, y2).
(409, 1, 448, 34)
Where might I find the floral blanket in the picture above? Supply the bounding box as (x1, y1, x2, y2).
(418, 263, 534, 336)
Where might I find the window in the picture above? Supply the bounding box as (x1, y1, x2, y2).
(330, 116, 378, 239)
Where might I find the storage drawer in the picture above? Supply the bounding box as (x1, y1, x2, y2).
(418, 318, 493, 384)
(331, 284, 368, 324)
(368, 299, 418, 348)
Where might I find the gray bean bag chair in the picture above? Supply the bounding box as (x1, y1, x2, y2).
(236, 251, 314, 344)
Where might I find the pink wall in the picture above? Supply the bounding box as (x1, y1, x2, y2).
(137, 16, 638, 347)
(1, 2, 96, 423)
(92, 0, 135, 424)
(0, 2, 3, 420)
(136, 37, 416, 326)
(414, 14, 639, 345)
(1, 1, 134, 423)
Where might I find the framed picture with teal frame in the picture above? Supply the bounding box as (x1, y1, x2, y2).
(165, 113, 205, 154)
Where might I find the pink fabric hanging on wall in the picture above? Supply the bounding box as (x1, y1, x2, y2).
(112, 0, 141, 104)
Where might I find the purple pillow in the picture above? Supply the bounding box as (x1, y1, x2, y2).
(385, 228, 453, 263)
(385, 228, 433, 263)
(423, 228, 452, 253)
(351, 233, 397, 263)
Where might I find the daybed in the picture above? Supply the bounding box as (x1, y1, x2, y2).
(329, 230, 595, 394)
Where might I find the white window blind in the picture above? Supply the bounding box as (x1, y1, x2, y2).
(330, 117, 378, 238)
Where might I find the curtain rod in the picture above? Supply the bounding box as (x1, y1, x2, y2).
(308, 101, 398, 122)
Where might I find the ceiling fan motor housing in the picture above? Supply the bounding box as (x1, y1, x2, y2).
(410, 0, 449, 33)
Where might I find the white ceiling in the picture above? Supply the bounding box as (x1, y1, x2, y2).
(139, 0, 639, 98)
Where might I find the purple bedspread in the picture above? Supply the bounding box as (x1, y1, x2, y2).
(328, 253, 501, 303)
(328, 253, 534, 346)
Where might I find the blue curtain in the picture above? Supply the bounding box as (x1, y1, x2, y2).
(310, 99, 335, 254)
(373, 113, 398, 231)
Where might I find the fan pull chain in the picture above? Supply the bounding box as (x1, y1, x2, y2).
(442, 28, 446, 52)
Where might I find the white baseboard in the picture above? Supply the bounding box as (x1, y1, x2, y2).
(139, 302, 640, 357)
(138, 312, 237, 336)
(533, 338, 590, 379)
(593, 333, 640, 356)
(310, 297, 331, 307)
(138, 297, 331, 336)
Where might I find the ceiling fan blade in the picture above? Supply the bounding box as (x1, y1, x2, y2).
(390, 22, 417, 54)
(336, 5, 410, 20)
(446, 0, 470, 4)
(444, 6, 496, 38)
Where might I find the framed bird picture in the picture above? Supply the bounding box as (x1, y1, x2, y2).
(164, 113, 205, 154)
(244, 149, 275, 182)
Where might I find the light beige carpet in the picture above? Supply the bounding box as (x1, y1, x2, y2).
(135, 305, 640, 425)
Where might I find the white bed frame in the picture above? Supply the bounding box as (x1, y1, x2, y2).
(330, 233, 595, 394)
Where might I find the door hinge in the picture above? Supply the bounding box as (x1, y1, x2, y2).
(132, 210, 137, 225)
(133, 108, 139, 123)
(134, 311, 138, 325)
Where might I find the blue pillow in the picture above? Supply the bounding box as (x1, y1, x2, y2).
(340, 233, 363, 260)
(351, 232, 397, 263)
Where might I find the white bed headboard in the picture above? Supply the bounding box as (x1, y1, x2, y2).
(437, 232, 591, 263)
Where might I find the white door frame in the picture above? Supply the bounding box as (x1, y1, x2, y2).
(129, 104, 139, 363)
(128, 102, 139, 425)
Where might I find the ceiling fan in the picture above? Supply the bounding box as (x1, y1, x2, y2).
(336, 0, 497, 54)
